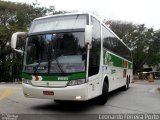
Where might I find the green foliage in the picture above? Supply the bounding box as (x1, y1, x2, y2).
(0, 0, 58, 82)
(105, 20, 160, 74)
(1, 0, 160, 81)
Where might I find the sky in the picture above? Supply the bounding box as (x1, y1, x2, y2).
(2, 0, 160, 30)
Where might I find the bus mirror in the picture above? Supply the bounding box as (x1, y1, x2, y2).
(11, 32, 27, 54)
(85, 25, 92, 47)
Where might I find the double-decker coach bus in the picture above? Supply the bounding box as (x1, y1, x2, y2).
(11, 13, 133, 105)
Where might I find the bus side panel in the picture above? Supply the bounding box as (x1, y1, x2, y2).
(87, 74, 102, 100)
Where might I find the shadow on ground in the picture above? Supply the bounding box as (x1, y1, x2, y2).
(31, 87, 126, 113)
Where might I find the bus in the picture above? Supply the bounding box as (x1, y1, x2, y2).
(11, 13, 133, 105)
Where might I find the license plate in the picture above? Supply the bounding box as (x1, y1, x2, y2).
(43, 91, 54, 95)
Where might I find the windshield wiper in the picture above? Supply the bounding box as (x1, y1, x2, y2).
(33, 59, 41, 74)
(51, 50, 65, 74)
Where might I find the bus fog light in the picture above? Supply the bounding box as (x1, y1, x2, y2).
(75, 96, 82, 100)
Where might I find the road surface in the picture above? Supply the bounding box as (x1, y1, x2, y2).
(0, 80, 160, 119)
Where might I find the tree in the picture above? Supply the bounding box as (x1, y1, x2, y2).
(0, 0, 58, 82)
(104, 20, 160, 74)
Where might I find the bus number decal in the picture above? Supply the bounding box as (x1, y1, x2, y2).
(58, 77, 68, 81)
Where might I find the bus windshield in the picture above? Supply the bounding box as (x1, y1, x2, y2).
(25, 32, 86, 74)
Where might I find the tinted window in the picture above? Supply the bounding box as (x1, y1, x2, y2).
(89, 17, 101, 76)
(102, 26, 111, 50)
(25, 32, 86, 74)
(102, 25, 132, 61)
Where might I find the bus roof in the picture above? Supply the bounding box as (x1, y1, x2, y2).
(34, 12, 90, 21)
(33, 12, 132, 51)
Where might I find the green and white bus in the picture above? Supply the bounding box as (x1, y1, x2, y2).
(11, 13, 132, 105)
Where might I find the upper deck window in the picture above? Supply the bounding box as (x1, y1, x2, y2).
(29, 14, 87, 33)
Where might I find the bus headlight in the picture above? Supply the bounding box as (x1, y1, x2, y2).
(22, 78, 32, 85)
(67, 79, 86, 86)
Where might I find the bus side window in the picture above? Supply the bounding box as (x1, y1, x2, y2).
(89, 17, 101, 76)
(102, 25, 111, 51)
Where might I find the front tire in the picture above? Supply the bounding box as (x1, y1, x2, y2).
(96, 82, 109, 105)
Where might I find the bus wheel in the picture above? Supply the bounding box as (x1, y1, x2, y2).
(96, 82, 108, 105)
(122, 77, 129, 91)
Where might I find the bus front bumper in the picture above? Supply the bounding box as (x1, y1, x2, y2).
(22, 83, 88, 101)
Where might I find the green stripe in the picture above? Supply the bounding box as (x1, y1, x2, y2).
(108, 53, 122, 67)
(22, 72, 86, 81)
(22, 73, 32, 80)
(103, 49, 133, 69)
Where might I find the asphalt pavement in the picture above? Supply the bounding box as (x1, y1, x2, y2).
(0, 80, 160, 119)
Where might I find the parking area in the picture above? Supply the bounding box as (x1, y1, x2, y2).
(0, 80, 160, 115)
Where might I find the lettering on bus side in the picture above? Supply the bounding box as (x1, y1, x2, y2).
(111, 69, 116, 74)
(58, 77, 69, 81)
